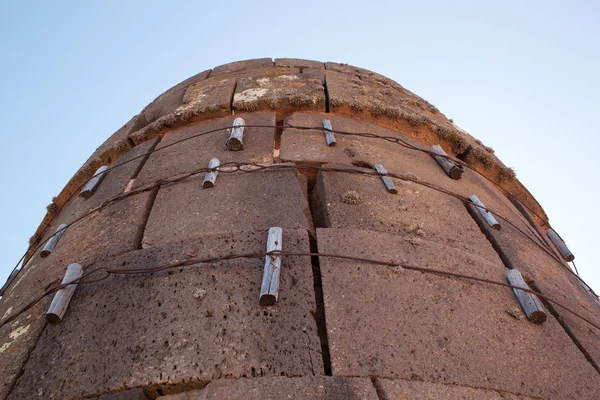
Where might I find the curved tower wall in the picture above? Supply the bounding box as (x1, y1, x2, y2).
(0, 58, 598, 400)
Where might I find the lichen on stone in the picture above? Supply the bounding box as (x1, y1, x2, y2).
(341, 190, 361, 205)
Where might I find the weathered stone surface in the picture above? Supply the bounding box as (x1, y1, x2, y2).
(158, 376, 378, 400)
(136, 70, 211, 129)
(211, 58, 274, 77)
(84, 115, 137, 169)
(55, 138, 159, 226)
(0, 301, 47, 400)
(325, 69, 441, 122)
(311, 164, 501, 262)
(90, 388, 149, 400)
(142, 168, 311, 248)
(324, 62, 397, 83)
(142, 74, 236, 139)
(375, 378, 503, 399)
(232, 69, 325, 116)
(0, 191, 154, 322)
(133, 112, 275, 188)
(317, 228, 600, 399)
(469, 205, 600, 370)
(10, 138, 159, 287)
(282, 112, 538, 235)
(275, 58, 324, 69)
(8, 230, 321, 400)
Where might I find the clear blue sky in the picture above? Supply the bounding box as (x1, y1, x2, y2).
(1, 1, 598, 294)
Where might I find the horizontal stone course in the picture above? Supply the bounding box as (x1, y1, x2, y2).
(282, 112, 537, 235)
(211, 58, 274, 77)
(275, 58, 325, 69)
(133, 112, 275, 188)
(142, 167, 311, 248)
(8, 230, 321, 400)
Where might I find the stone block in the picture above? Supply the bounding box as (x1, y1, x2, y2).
(90, 388, 149, 400)
(275, 58, 325, 69)
(142, 168, 311, 248)
(211, 58, 274, 77)
(138, 70, 211, 127)
(8, 230, 321, 400)
(133, 112, 275, 188)
(324, 62, 397, 84)
(281, 112, 537, 235)
(316, 228, 600, 399)
(324, 69, 454, 143)
(158, 376, 378, 400)
(165, 75, 236, 126)
(0, 191, 154, 320)
(375, 378, 503, 399)
(0, 301, 47, 400)
(311, 164, 501, 262)
(232, 69, 326, 116)
(468, 205, 600, 370)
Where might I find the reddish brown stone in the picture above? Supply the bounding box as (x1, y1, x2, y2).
(8, 230, 321, 400)
(275, 58, 325, 69)
(324, 69, 460, 150)
(311, 164, 501, 262)
(2, 139, 159, 315)
(158, 376, 378, 400)
(468, 205, 600, 370)
(0, 191, 154, 323)
(375, 378, 503, 399)
(133, 112, 275, 188)
(317, 228, 600, 399)
(211, 58, 274, 77)
(0, 301, 47, 400)
(142, 168, 311, 248)
(232, 69, 325, 117)
(282, 112, 537, 235)
(137, 70, 211, 127)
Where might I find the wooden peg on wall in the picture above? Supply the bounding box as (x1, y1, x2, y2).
(374, 164, 398, 194)
(226, 117, 245, 151)
(202, 158, 220, 188)
(40, 224, 68, 258)
(46, 263, 83, 324)
(322, 119, 336, 146)
(430, 144, 463, 180)
(469, 195, 500, 230)
(507, 269, 547, 324)
(260, 227, 283, 306)
(79, 166, 108, 199)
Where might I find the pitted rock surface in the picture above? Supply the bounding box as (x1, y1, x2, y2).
(142, 168, 311, 248)
(133, 112, 275, 188)
(8, 230, 321, 400)
(317, 228, 600, 399)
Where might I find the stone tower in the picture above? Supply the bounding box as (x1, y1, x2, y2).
(0, 58, 598, 400)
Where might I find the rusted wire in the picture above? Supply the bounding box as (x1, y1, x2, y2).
(5, 123, 590, 298)
(4, 161, 596, 313)
(1, 250, 599, 335)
